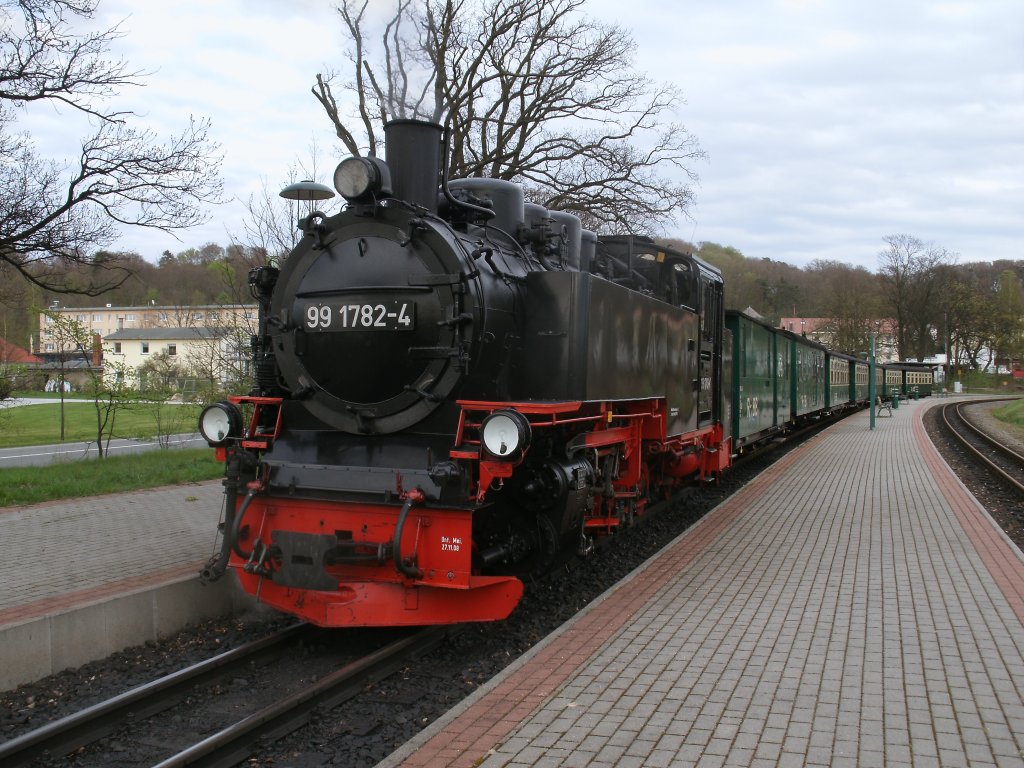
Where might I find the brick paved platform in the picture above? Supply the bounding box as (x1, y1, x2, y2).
(381, 398, 1024, 768)
(1, 480, 248, 691)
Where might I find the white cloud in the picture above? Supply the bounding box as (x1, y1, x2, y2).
(611, 0, 1024, 267)
(14, 0, 1022, 271)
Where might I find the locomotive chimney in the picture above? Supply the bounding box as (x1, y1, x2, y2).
(384, 119, 444, 214)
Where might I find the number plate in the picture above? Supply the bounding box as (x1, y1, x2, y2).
(301, 301, 416, 331)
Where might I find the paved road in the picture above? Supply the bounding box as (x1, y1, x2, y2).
(1, 397, 206, 467)
(0, 396, 93, 408)
(0, 434, 208, 467)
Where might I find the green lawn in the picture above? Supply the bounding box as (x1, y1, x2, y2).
(0, 449, 223, 507)
(993, 397, 1024, 426)
(0, 401, 202, 449)
(0, 399, 225, 506)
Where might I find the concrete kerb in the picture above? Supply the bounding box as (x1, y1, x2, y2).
(0, 570, 257, 692)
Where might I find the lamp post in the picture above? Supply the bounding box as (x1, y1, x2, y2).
(869, 332, 876, 431)
(279, 180, 336, 246)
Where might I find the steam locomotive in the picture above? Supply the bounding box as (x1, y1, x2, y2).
(198, 119, 731, 626)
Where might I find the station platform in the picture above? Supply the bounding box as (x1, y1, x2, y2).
(0, 480, 246, 691)
(381, 398, 1024, 768)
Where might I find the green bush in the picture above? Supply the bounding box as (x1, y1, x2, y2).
(0, 371, 13, 400)
(949, 370, 1022, 393)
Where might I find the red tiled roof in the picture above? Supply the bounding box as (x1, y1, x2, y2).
(778, 317, 898, 335)
(0, 338, 44, 364)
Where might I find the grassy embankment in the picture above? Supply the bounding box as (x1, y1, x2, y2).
(0, 400, 222, 507)
(954, 370, 1024, 394)
(992, 398, 1024, 427)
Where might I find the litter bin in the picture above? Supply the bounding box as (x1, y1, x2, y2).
(892, 394, 899, 409)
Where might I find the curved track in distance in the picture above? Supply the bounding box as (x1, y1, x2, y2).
(940, 399, 1024, 495)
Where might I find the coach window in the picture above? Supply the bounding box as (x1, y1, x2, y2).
(672, 261, 698, 310)
(700, 278, 719, 343)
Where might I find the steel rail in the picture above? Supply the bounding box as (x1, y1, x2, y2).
(0, 623, 309, 768)
(151, 626, 447, 768)
(941, 401, 1024, 494)
(954, 401, 1024, 464)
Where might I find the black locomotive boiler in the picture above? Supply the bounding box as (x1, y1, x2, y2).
(200, 119, 730, 626)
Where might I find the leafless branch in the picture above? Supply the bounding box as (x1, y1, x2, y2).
(0, 0, 224, 294)
(314, 0, 703, 232)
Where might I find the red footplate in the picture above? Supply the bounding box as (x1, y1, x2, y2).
(236, 572, 524, 627)
(229, 495, 525, 626)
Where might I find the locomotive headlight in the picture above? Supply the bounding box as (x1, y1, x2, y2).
(480, 410, 531, 461)
(333, 156, 392, 202)
(198, 401, 244, 447)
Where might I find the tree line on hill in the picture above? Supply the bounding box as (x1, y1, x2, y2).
(684, 236, 1024, 368)
(2, 233, 1021, 373)
(0, 244, 263, 352)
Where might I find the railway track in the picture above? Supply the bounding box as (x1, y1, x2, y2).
(0, 624, 445, 767)
(941, 400, 1024, 494)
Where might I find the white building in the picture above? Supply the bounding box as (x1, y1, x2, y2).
(103, 327, 249, 388)
(39, 303, 256, 354)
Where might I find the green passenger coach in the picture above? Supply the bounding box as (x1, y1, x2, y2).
(788, 330, 826, 418)
(726, 310, 779, 447)
(882, 362, 936, 398)
(725, 310, 872, 453)
(826, 351, 854, 411)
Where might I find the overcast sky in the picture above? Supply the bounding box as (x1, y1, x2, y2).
(23, 0, 1024, 271)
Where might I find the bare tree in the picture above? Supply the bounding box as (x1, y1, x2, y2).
(0, 0, 223, 295)
(805, 260, 887, 356)
(877, 234, 954, 361)
(992, 269, 1024, 370)
(85, 357, 138, 457)
(937, 263, 1023, 374)
(236, 180, 299, 262)
(40, 307, 136, 454)
(39, 310, 90, 440)
(313, 0, 703, 232)
(232, 140, 337, 261)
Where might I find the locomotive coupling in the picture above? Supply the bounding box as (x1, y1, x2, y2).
(394, 489, 426, 580)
